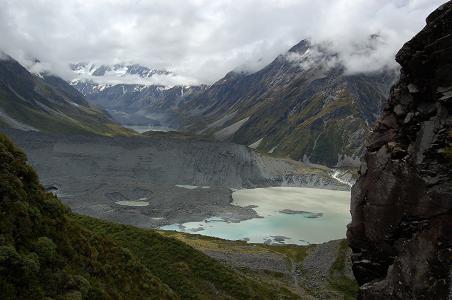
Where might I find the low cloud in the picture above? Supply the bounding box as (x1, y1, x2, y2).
(0, 0, 446, 84)
(0, 52, 10, 61)
(73, 72, 200, 87)
(285, 44, 340, 72)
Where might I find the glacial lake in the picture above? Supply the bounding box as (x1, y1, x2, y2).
(160, 187, 351, 245)
(123, 125, 175, 133)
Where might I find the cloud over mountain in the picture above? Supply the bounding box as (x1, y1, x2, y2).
(0, 0, 446, 84)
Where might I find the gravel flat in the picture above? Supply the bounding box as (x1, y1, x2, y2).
(203, 250, 290, 274)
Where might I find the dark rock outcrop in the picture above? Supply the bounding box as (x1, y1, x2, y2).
(347, 2, 452, 299)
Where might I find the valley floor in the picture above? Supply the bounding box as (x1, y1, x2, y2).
(2, 128, 351, 230)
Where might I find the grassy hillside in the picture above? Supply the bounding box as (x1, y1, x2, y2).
(0, 133, 174, 299)
(75, 215, 298, 300)
(0, 132, 297, 299)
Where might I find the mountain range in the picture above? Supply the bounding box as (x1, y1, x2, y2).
(70, 63, 206, 128)
(0, 38, 396, 166)
(69, 40, 396, 167)
(178, 40, 397, 166)
(70, 62, 172, 79)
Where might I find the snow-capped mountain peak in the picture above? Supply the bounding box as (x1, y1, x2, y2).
(70, 63, 170, 78)
(70, 62, 197, 88)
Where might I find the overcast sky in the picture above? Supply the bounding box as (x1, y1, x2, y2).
(0, 0, 447, 84)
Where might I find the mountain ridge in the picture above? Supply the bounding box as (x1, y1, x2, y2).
(0, 54, 131, 136)
(178, 39, 397, 167)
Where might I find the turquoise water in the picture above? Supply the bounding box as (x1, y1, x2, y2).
(160, 187, 351, 245)
(123, 125, 174, 133)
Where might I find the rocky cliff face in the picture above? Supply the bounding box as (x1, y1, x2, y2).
(347, 2, 452, 299)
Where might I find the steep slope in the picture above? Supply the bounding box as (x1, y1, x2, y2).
(75, 215, 298, 300)
(0, 133, 175, 299)
(347, 2, 452, 299)
(181, 40, 395, 167)
(162, 232, 359, 300)
(0, 55, 130, 135)
(0, 131, 298, 299)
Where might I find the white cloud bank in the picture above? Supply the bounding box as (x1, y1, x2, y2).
(0, 0, 446, 84)
(73, 72, 200, 87)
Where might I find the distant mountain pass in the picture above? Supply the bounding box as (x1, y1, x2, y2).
(70, 63, 207, 128)
(71, 80, 207, 128)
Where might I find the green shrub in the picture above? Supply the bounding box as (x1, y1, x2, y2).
(34, 237, 57, 264)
